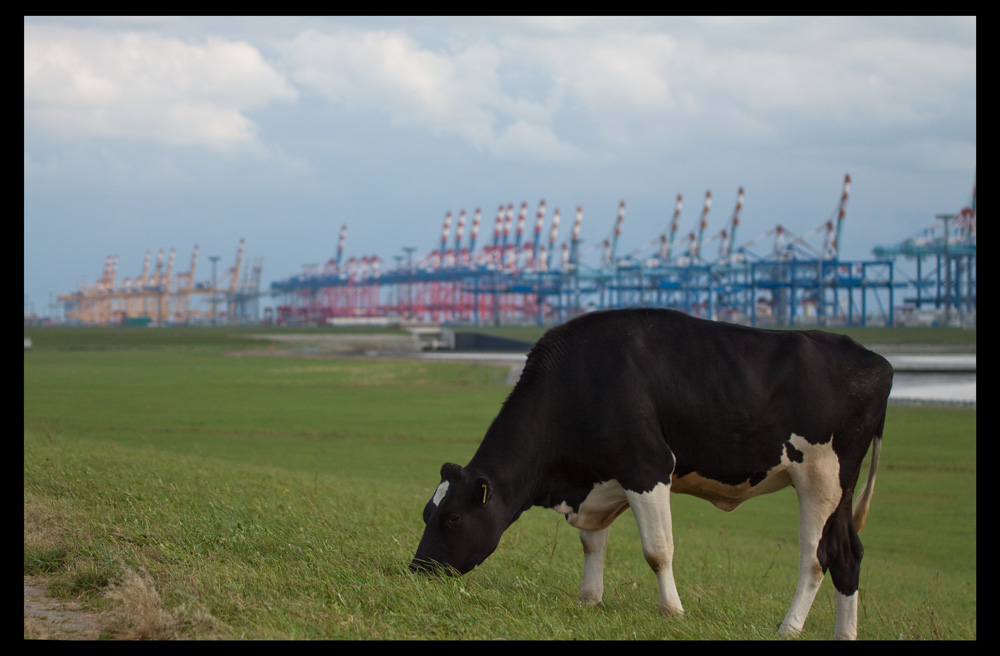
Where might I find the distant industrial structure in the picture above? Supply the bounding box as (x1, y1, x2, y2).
(271, 174, 975, 328)
(56, 239, 262, 326)
(53, 174, 975, 329)
(872, 184, 977, 327)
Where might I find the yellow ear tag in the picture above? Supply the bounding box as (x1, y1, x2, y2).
(481, 483, 488, 504)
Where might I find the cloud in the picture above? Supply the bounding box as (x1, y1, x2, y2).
(496, 33, 682, 151)
(557, 34, 677, 111)
(285, 30, 491, 135)
(491, 120, 589, 162)
(676, 19, 976, 139)
(24, 18, 973, 170)
(282, 27, 582, 161)
(23, 25, 298, 150)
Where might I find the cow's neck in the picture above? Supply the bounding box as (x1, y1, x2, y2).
(466, 391, 551, 527)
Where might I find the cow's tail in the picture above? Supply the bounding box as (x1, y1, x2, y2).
(852, 435, 881, 533)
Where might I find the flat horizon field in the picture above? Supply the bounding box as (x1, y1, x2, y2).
(24, 326, 975, 639)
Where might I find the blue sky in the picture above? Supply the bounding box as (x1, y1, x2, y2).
(24, 16, 976, 318)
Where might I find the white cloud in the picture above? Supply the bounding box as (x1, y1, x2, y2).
(496, 33, 683, 150)
(25, 19, 973, 167)
(668, 19, 977, 137)
(23, 25, 298, 149)
(282, 27, 582, 161)
(284, 30, 488, 130)
(560, 34, 677, 110)
(491, 120, 589, 162)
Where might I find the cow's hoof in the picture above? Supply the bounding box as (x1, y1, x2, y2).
(778, 623, 802, 638)
(658, 604, 685, 617)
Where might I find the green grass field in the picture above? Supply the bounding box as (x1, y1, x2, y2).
(23, 326, 976, 639)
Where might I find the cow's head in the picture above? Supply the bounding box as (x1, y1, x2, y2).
(410, 462, 503, 575)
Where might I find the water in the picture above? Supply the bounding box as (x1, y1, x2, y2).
(889, 372, 975, 405)
(882, 352, 975, 406)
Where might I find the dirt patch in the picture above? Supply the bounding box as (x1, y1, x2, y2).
(24, 570, 199, 640)
(24, 494, 190, 640)
(24, 575, 105, 640)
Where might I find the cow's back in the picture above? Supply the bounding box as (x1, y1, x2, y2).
(503, 308, 891, 488)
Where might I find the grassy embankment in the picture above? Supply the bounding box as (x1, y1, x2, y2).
(24, 325, 975, 639)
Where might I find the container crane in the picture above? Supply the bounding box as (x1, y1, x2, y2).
(532, 199, 547, 267)
(469, 208, 481, 261)
(156, 247, 176, 323)
(568, 206, 583, 271)
(439, 212, 452, 269)
(454, 209, 466, 265)
(545, 208, 561, 271)
(603, 201, 626, 269)
(704, 187, 745, 264)
(825, 174, 851, 259)
(723, 187, 744, 262)
(660, 194, 683, 261)
(694, 191, 712, 261)
(336, 225, 347, 271)
(173, 244, 198, 321)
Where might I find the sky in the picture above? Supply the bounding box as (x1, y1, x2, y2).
(24, 16, 976, 319)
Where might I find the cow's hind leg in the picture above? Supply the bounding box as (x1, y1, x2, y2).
(578, 527, 609, 605)
(823, 494, 865, 640)
(779, 446, 842, 638)
(625, 482, 684, 616)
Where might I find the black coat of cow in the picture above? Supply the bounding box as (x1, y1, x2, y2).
(411, 308, 893, 639)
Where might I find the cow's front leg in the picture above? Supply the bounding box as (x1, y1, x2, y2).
(578, 527, 609, 605)
(625, 482, 684, 616)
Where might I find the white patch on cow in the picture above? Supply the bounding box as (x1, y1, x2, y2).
(431, 480, 450, 506)
(625, 481, 684, 615)
(552, 479, 630, 532)
(670, 432, 830, 511)
(552, 501, 573, 514)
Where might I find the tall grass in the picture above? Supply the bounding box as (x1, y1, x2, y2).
(24, 328, 975, 639)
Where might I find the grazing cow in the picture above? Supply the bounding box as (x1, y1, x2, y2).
(410, 308, 892, 639)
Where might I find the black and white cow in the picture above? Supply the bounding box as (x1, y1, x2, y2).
(410, 308, 892, 639)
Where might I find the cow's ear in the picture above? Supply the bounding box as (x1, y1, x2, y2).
(474, 476, 492, 505)
(440, 462, 463, 482)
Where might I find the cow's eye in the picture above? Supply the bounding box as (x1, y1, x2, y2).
(443, 512, 461, 528)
